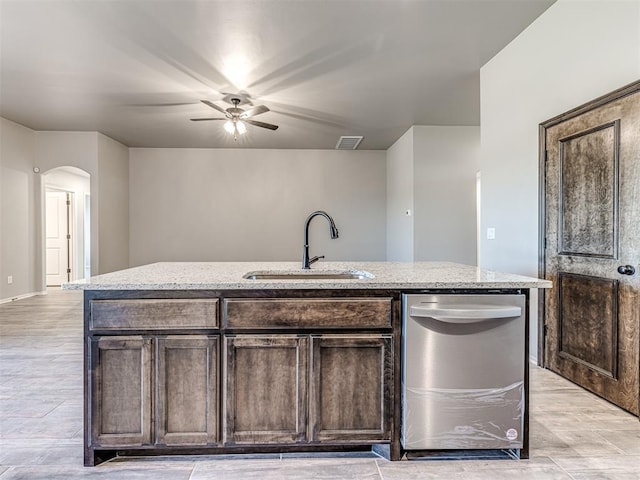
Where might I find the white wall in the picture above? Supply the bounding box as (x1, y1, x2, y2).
(413, 126, 479, 264)
(129, 148, 386, 266)
(480, 0, 640, 276)
(35, 131, 100, 285)
(97, 134, 129, 273)
(480, 0, 640, 361)
(34, 131, 129, 278)
(386, 126, 480, 264)
(386, 128, 414, 261)
(0, 125, 130, 301)
(0, 118, 37, 301)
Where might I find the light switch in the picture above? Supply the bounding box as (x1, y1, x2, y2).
(487, 227, 496, 240)
(7, 275, 13, 284)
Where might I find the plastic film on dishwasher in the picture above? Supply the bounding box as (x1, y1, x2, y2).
(402, 381, 524, 449)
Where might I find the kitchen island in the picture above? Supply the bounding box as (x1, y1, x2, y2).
(65, 261, 551, 466)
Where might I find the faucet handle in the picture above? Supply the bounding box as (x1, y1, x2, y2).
(309, 255, 325, 265)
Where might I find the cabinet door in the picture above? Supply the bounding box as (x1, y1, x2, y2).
(156, 336, 219, 446)
(224, 335, 308, 445)
(310, 335, 393, 442)
(90, 336, 152, 447)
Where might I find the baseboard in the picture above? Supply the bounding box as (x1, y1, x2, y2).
(0, 290, 47, 305)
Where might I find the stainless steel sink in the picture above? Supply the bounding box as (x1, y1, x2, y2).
(243, 270, 374, 280)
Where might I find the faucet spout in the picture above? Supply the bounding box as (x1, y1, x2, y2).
(302, 211, 339, 269)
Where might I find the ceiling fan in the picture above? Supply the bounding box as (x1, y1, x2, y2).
(190, 97, 279, 140)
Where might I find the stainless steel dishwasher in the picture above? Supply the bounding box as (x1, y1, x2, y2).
(402, 294, 526, 451)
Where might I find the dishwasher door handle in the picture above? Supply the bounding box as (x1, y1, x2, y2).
(409, 305, 522, 323)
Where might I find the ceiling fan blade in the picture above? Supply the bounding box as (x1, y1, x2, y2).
(240, 104, 269, 118)
(201, 100, 230, 116)
(245, 119, 279, 130)
(190, 117, 226, 121)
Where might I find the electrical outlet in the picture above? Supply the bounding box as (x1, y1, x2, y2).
(7, 276, 13, 285)
(487, 227, 496, 240)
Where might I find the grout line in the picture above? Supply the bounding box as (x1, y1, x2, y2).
(374, 458, 384, 480)
(590, 430, 628, 455)
(547, 456, 580, 480)
(0, 467, 15, 478)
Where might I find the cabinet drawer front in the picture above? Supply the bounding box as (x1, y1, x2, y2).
(224, 298, 392, 329)
(90, 299, 218, 330)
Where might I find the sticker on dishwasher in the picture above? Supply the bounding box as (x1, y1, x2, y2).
(506, 428, 518, 440)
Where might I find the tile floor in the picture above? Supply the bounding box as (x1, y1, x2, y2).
(1, 289, 638, 479)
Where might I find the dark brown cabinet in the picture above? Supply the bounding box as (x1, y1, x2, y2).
(223, 334, 393, 446)
(88, 298, 220, 456)
(90, 336, 152, 447)
(223, 335, 308, 445)
(310, 335, 392, 442)
(156, 335, 219, 446)
(90, 334, 220, 448)
(86, 293, 397, 465)
(221, 297, 393, 447)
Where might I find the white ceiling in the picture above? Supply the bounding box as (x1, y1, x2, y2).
(0, 0, 555, 150)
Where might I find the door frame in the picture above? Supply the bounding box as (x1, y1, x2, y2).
(538, 79, 640, 366)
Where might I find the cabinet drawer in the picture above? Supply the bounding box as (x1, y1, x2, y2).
(90, 299, 218, 330)
(224, 298, 392, 329)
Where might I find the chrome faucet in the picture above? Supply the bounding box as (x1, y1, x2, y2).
(302, 211, 339, 269)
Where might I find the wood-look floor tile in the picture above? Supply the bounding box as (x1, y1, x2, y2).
(594, 430, 640, 455)
(529, 423, 625, 457)
(568, 474, 640, 480)
(191, 457, 381, 480)
(0, 464, 194, 479)
(376, 457, 575, 480)
(550, 455, 640, 475)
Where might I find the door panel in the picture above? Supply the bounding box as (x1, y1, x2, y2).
(557, 273, 618, 378)
(45, 190, 70, 286)
(223, 335, 308, 445)
(558, 121, 618, 257)
(541, 81, 640, 415)
(309, 335, 392, 442)
(90, 336, 152, 447)
(156, 336, 219, 446)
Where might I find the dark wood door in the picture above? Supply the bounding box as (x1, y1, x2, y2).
(156, 335, 219, 446)
(309, 335, 392, 442)
(223, 335, 308, 445)
(541, 81, 640, 415)
(90, 336, 152, 446)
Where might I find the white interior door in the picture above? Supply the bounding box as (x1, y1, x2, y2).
(46, 190, 71, 286)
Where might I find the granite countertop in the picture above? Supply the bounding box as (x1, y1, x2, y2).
(63, 261, 552, 290)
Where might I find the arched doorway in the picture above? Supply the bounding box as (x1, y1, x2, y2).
(42, 167, 91, 288)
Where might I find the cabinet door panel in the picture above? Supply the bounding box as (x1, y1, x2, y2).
(90, 336, 152, 447)
(224, 336, 307, 445)
(310, 335, 392, 442)
(156, 336, 219, 446)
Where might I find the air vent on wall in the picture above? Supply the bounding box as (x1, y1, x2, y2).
(335, 136, 363, 150)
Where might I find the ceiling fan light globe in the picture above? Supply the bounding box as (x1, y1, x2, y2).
(236, 121, 247, 135)
(224, 120, 235, 134)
